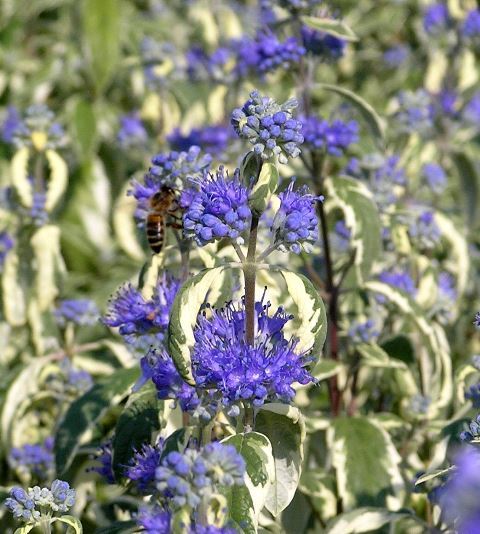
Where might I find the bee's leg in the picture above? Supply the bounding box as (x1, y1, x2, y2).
(166, 222, 183, 230)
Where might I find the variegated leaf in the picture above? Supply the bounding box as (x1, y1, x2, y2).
(51, 515, 83, 534)
(11, 147, 32, 208)
(325, 176, 382, 284)
(357, 343, 407, 370)
(325, 508, 412, 534)
(113, 183, 145, 261)
(45, 149, 68, 211)
(302, 16, 358, 41)
(168, 266, 225, 384)
(249, 161, 279, 215)
(2, 249, 26, 326)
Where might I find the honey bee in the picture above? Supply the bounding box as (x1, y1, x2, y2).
(146, 185, 181, 254)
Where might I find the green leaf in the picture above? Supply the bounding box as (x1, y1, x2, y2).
(71, 99, 98, 156)
(222, 432, 275, 532)
(452, 151, 479, 228)
(299, 470, 337, 520)
(159, 427, 193, 460)
(168, 266, 225, 384)
(316, 84, 385, 148)
(94, 521, 137, 534)
(1, 249, 26, 326)
(302, 16, 358, 42)
(311, 359, 345, 381)
(31, 225, 66, 311)
(51, 515, 83, 534)
(55, 366, 139, 476)
(11, 147, 32, 208)
(366, 281, 452, 414)
(45, 149, 68, 212)
(112, 382, 161, 481)
(255, 404, 306, 516)
(325, 508, 412, 534)
(356, 343, 407, 369)
(325, 176, 382, 283)
(82, 0, 121, 92)
(13, 526, 36, 534)
(329, 417, 404, 510)
(277, 269, 327, 360)
(249, 161, 279, 215)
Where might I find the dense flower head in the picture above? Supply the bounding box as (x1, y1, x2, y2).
(0, 231, 14, 270)
(408, 210, 441, 250)
(104, 273, 180, 343)
(378, 269, 416, 296)
(231, 90, 303, 164)
(253, 31, 305, 74)
(465, 383, 480, 408)
(90, 442, 115, 484)
(1, 106, 22, 144)
(423, 3, 450, 35)
(9, 438, 54, 480)
(168, 125, 232, 157)
(460, 414, 480, 442)
(183, 167, 251, 246)
(186, 45, 234, 82)
(12, 104, 65, 150)
(191, 295, 315, 407)
(125, 442, 163, 493)
(156, 443, 245, 509)
(54, 299, 99, 327)
(117, 113, 148, 149)
(393, 90, 434, 136)
(137, 505, 171, 534)
(422, 162, 447, 193)
(437, 446, 480, 532)
(271, 179, 321, 254)
(301, 114, 358, 156)
(46, 358, 93, 397)
(383, 45, 409, 67)
(5, 480, 75, 523)
(348, 319, 380, 344)
(301, 26, 346, 60)
(462, 9, 480, 40)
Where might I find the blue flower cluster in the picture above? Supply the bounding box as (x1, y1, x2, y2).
(462, 9, 480, 42)
(117, 113, 148, 149)
(348, 319, 380, 344)
(12, 104, 65, 150)
(463, 92, 480, 127)
(186, 45, 233, 82)
(129, 146, 212, 221)
(301, 114, 358, 156)
(125, 442, 163, 493)
(1, 106, 22, 144)
(422, 162, 447, 194)
(437, 446, 480, 532)
(104, 273, 180, 343)
(46, 359, 93, 397)
(331, 221, 351, 252)
(393, 90, 434, 136)
(30, 191, 48, 226)
(141, 38, 177, 88)
(408, 210, 441, 250)
(383, 45, 410, 68)
(301, 26, 346, 61)
(156, 443, 245, 508)
(423, 3, 451, 35)
(5, 480, 75, 523)
(253, 31, 305, 74)
(0, 231, 13, 270)
(168, 125, 232, 157)
(9, 438, 54, 480)
(271, 180, 321, 254)
(466, 382, 480, 408)
(474, 312, 480, 329)
(137, 505, 171, 534)
(378, 269, 416, 296)
(231, 90, 303, 164)
(54, 299, 99, 327)
(90, 442, 115, 484)
(191, 297, 314, 407)
(183, 167, 251, 246)
(460, 414, 480, 442)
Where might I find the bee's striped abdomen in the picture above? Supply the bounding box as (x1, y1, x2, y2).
(146, 213, 165, 254)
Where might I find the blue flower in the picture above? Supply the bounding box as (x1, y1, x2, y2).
(436, 89, 458, 118)
(408, 210, 441, 250)
(117, 113, 148, 149)
(191, 296, 315, 407)
(231, 90, 303, 164)
(168, 125, 232, 157)
(50, 479, 76, 512)
(301, 114, 358, 156)
(2, 106, 23, 144)
(271, 180, 321, 254)
(30, 191, 48, 226)
(438, 272, 456, 302)
(13, 104, 65, 150)
(104, 273, 180, 343)
(460, 414, 480, 442)
(463, 92, 480, 127)
(137, 506, 171, 534)
(474, 312, 480, 329)
(438, 446, 480, 531)
(183, 167, 251, 246)
(301, 26, 346, 60)
(254, 31, 305, 74)
(9, 438, 54, 480)
(5, 487, 40, 523)
(348, 319, 380, 344)
(393, 90, 434, 136)
(141, 38, 177, 88)
(54, 299, 99, 327)
(331, 220, 351, 252)
(125, 442, 163, 493)
(466, 383, 480, 408)
(423, 3, 450, 35)
(186, 46, 233, 82)
(0, 231, 14, 270)
(383, 45, 409, 67)
(422, 163, 446, 193)
(409, 394, 431, 416)
(90, 442, 115, 484)
(462, 9, 480, 39)
(378, 269, 416, 296)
